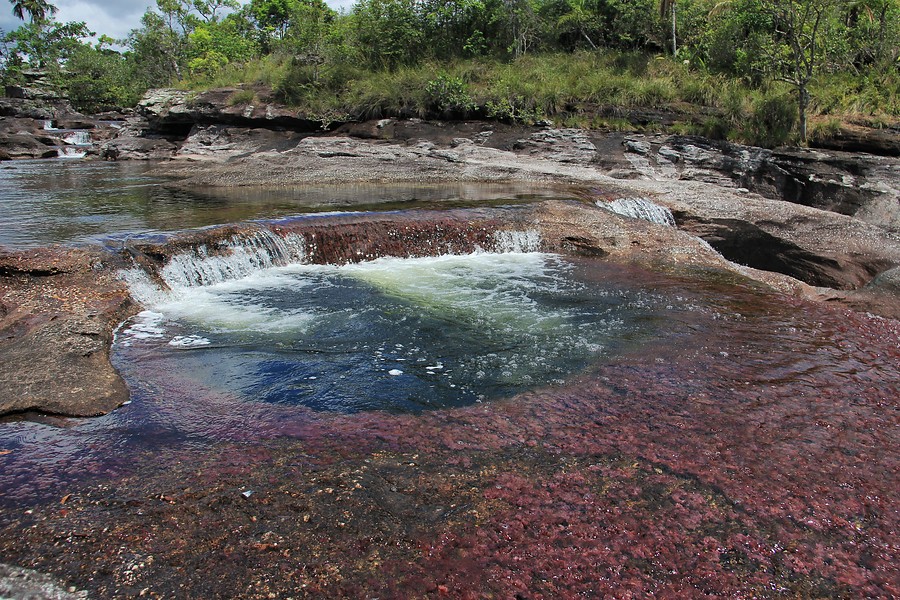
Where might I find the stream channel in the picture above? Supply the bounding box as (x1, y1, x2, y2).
(0, 161, 898, 597)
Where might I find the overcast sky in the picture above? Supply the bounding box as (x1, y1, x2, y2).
(0, 0, 355, 42)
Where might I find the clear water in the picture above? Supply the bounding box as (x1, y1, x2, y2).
(0, 161, 559, 248)
(115, 253, 655, 413)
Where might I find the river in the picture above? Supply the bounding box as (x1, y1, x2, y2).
(0, 161, 897, 598)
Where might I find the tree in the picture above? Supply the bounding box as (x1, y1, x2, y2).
(129, 9, 187, 83)
(192, 0, 240, 23)
(352, 0, 423, 69)
(660, 0, 676, 56)
(9, 0, 56, 24)
(759, 0, 837, 143)
(3, 18, 89, 70)
(554, 0, 601, 50)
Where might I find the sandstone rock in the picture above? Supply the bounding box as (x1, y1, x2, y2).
(0, 247, 136, 417)
(177, 124, 306, 159)
(137, 88, 325, 134)
(811, 125, 900, 157)
(0, 132, 58, 159)
(604, 133, 900, 232)
(0, 563, 88, 600)
(513, 129, 598, 164)
(99, 136, 177, 161)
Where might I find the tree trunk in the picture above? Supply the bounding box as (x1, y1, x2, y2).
(798, 85, 809, 144)
(671, 1, 677, 57)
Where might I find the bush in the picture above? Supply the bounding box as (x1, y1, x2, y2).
(425, 74, 476, 115)
(740, 93, 797, 147)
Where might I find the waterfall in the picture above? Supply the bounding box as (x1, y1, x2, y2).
(43, 120, 58, 131)
(160, 230, 307, 289)
(122, 220, 546, 308)
(123, 229, 308, 306)
(63, 131, 92, 146)
(491, 229, 541, 253)
(600, 198, 676, 228)
(57, 147, 87, 159)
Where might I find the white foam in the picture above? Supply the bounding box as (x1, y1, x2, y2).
(169, 335, 212, 348)
(600, 197, 676, 227)
(63, 131, 92, 146)
(57, 148, 86, 159)
(492, 229, 541, 253)
(159, 230, 306, 289)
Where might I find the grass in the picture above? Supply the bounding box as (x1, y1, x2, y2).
(180, 50, 898, 148)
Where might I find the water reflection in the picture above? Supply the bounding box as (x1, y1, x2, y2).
(0, 161, 561, 248)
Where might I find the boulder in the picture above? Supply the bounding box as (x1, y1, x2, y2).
(0, 132, 58, 159)
(177, 124, 306, 159)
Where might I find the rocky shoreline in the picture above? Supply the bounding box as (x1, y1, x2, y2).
(1, 88, 899, 419)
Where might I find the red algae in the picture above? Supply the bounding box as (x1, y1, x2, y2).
(0, 262, 898, 598)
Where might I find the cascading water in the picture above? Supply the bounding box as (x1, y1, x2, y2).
(116, 226, 650, 413)
(56, 147, 87, 159)
(600, 197, 677, 227)
(63, 130, 92, 146)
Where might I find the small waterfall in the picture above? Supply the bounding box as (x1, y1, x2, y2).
(600, 198, 676, 228)
(160, 230, 307, 289)
(122, 217, 544, 307)
(57, 147, 87, 159)
(63, 131, 92, 146)
(492, 229, 541, 253)
(43, 120, 58, 131)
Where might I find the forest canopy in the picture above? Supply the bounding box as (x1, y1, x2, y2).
(1, 0, 898, 145)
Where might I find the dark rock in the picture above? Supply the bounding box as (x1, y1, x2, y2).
(0, 97, 54, 120)
(810, 125, 900, 157)
(672, 213, 894, 290)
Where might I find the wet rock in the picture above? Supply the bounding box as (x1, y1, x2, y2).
(0, 247, 136, 417)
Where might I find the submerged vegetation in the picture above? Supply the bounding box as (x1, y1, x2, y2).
(1, 0, 899, 146)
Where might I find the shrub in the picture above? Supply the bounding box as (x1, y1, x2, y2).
(740, 93, 797, 147)
(424, 75, 477, 115)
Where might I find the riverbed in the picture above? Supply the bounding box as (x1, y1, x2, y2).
(0, 161, 898, 598)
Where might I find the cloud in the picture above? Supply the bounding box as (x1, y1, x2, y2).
(57, 0, 154, 40)
(0, 0, 356, 45)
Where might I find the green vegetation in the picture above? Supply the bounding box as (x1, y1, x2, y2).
(2, 0, 898, 146)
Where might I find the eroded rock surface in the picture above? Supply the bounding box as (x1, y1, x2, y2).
(0, 248, 135, 417)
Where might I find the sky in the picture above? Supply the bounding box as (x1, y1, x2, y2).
(0, 0, 355, 42)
